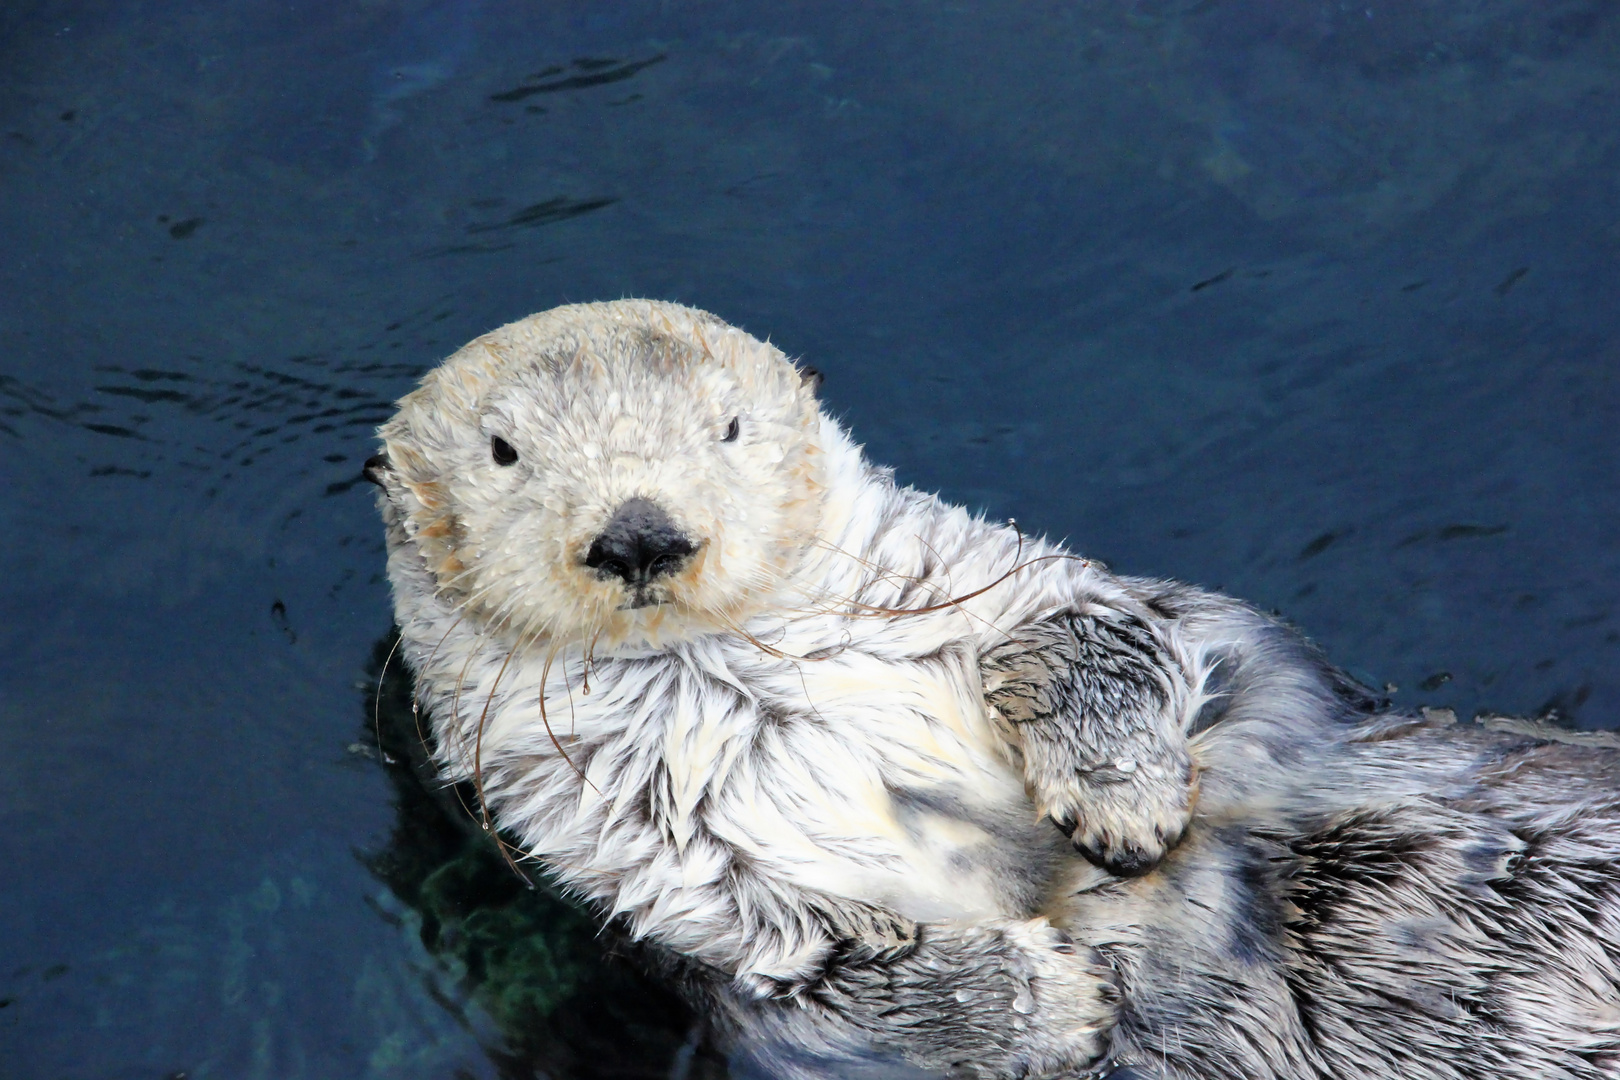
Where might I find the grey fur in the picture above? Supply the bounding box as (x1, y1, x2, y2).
(702, 584, 1620, 1080)
(983, 609, 1195, 875)
(1058, 583, 1620, 1080)
(686, 918, 1119, 1080)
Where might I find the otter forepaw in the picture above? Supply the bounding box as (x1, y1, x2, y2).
(814, 895, 919, 964)
(978, 917, 1120, 1079)
(824, 916, 1118, 1079)
(1043, 753, 1196, 876)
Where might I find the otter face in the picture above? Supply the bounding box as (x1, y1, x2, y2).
(371, 300, 825, 648)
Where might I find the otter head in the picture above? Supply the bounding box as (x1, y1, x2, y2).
(370, 300, 826, 649)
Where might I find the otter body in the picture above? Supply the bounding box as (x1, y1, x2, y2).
(1066, 702, 1620, 1079)
(370, 301, 1620, 1080)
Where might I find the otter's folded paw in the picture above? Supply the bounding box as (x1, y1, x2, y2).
(815, 894, 919, 964)
(989, 917, 1120, 1079)
(729, 896, 920, 1001)
(982, 609, 1198, 877)
(1040, 749, 1196, 876)
(824, 916, 1118, 1080)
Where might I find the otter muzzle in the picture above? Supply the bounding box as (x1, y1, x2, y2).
(584, 497, 697, 590)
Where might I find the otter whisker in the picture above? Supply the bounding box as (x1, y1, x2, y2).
(721, 620, 794, 662)
(537, 641, 602, 796)
(442, 585, 536, 796)
(581, 627, 605, 697)
(826, 549, 1092, 622)
(457, 589, 561, 884)
(722, 617, 847, 666)
(901, 530, 1025, 643)
(721, 528, 1057, 667)
(789, 534, 977, 619)
(446, 624, 485, 768)
(372, 630, 405, 763)
(440, 615, 498, 838)
(809, 536, 952, 597)
(792, 653, 836, 730)
(777, 534, 995, 621)
(559, 635, 588, 738)
(471, 619, 539, 887)
(781, 528, 1094, 653)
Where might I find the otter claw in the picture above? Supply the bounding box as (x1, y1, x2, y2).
(1076, 837, 1160, 877)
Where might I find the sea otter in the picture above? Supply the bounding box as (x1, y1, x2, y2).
(367, 300, 1620, 1080)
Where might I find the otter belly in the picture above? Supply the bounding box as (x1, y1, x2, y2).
(720, 651, 1064, 922)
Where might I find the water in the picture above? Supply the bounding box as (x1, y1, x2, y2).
(2, 1, 1617, 1076)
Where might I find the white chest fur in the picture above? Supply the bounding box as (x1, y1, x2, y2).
(409, 603, 1057, 928)
(390, 421, 1106, 979)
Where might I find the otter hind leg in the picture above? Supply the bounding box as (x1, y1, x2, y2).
(1278, 781, 1620, 1078)
(1108, 771, 1620, 1077)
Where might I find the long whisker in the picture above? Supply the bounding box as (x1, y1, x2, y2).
(581, 626, 605, 697)
(372, 631, 405, 762)
(721, 616, 846, 665)
(810, 536, 935, 589)
(830, 541, 1091, 621)
(443, 586, 538, 827)
(537, 641, 602, 795)
(904, 531, 1021, 642)
(786, 532, 987, 619)
(441, 615, 493, 829)
(483, 626, 614, 883)
(471, 623, 536, 887)
(403, 559, 614, 883)
(750, 527, 1096, 670)
(462, 590, 558, 881)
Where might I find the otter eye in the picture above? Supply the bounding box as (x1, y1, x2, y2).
(722, 417, 740, 443)
(491, 435, 519, 466)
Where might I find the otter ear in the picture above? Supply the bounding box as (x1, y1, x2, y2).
(362, 452, 394, 490)
(799, 366, 824, 395)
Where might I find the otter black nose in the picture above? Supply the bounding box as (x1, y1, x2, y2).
(584, 498, 698, 587)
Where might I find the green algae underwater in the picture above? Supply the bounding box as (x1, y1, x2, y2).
(360, 630, 729, 1079)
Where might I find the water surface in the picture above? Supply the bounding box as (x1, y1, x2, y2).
(2, 2, 1617, 1076)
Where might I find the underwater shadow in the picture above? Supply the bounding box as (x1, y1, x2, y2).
(359, 631, 730, 1080)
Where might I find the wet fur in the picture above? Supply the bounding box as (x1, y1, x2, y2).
(1053, 584, 1620, 1079)
(372, 301, 1620, 1080)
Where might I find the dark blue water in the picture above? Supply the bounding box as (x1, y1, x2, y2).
(2, 2, 1617, 1076)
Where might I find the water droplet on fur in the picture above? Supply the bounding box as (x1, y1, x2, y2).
(1012, 987, 1035, 1014)
(954, 989, 972, 1004)
(1114, 758, 1138, 774)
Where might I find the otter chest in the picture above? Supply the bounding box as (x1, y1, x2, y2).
(639, 643, 1058, 923)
